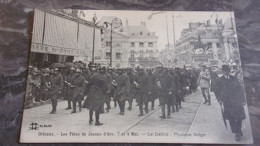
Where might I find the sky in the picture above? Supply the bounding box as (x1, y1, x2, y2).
(82, 10, 235, 51)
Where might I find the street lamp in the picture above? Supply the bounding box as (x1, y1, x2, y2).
(103, 18, 123, 67)
(92, 13, 97, 63)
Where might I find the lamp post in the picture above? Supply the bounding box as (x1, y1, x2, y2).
(104, 18, 123, 67)
(92, 13, 97, 63)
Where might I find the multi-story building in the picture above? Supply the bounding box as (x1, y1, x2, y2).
(174, 20, 229, 68)
(126, 21, 159, 68)
(100, 17, 160, 68)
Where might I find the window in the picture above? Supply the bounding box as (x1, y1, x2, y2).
(115, 43, 121, 47)
(140, 31, 143, 35)
(131, 42, 135, 47)
(208, 42, 212, 48)
(130, 50, 135, 59)
(140, 50, 144, 58)
(148, 33, 150, 36)
(148, 42, 153, 47)
(106, 41, 111, 47)
(149, 51, 153, 57)
(139, 42, 144, 47)
(116, 53, 121, 60)
(216, 43, 221, 48)
(106, 52, 111, 58)
(232, 43, 237, 48)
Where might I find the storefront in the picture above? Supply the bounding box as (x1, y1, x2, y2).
(30, 9, 103, 68)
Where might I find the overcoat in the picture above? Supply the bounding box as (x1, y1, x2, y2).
(70, 75, 86, 102)
(49, 73, 63, 100)
(157, 72, 173, 105)
(148, 72, 158, 100)
(64, 73, 75, 101)
(127, 72, 136, 101)
(114, 74, 130, 102)
(83, 73, 108, 112)
(134, 73, 151, 103)
(215, 75, 246, 120)
(210, 71, 219, 93)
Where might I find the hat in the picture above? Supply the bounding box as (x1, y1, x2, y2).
(70, 67, 76, 71)
(222, 65, 230, 72)
(75, 68, 81, 73)
(201, 65, 207, 68)
(54, 68, 59, 71)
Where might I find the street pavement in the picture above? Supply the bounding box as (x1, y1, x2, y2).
(20, 89, 253, 144)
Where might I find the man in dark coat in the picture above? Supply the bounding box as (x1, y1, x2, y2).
(64, 67, 75, 110)
(208, 67, 219, 97)
(113, 68, 130, 115)
(134, 67, 151, 116)
(84, 66, 108, 126)
(157, 67, 174, 119)
(70, 68, 86, 113)
(126, 68, 135, 111)
(147, 68, 158, 110)
(215, 65, 246, 141)
(48, 68, 63, 114)
(168, 69, 178, 113)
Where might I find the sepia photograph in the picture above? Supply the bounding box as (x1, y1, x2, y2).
(19, 9, 253, 144)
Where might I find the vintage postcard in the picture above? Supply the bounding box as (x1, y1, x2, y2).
(20, 9, 253, 144)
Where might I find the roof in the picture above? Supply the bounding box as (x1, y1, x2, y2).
(127, 25, 150, 36)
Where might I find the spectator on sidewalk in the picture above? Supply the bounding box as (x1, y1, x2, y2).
(216, 65, 246, 142)
(197, 65, 211, 105)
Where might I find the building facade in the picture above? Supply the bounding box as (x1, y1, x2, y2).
(126, 21, 159, 68)
(173, 19, 236, 69)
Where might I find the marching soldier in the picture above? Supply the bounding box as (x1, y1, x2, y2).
(48, 68, 63, 114)
(64, 67, 76, 110)
(84, 66, 109, 126)
(197, 65, 211, 105)
(215, 65, 246, 141)
(157, 67, 173, 119)
(70, 68, 86, 113)
(147, 68, 158, 110)
(168, 69, 178, 113)
(126, 68, 135, 111)
(113, 68, 130, 115)
(134, 67, 151, 116)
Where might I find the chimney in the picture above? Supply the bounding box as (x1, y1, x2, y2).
(141, 21, 146, 27)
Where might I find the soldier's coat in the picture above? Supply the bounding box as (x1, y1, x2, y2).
(83, 73, 108, 112)
(114, 73, 130, 102)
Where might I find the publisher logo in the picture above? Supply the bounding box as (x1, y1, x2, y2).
(29, 123, 39, 130)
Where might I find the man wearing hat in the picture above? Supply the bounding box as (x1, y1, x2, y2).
(126, 68, 136, 111)
(113, 68, 130, 115)
(83, 66, 109, 126)
(147, 67, 158, 110)
(64, 67, 76, 110)
(134, 67, 151, 116)
(215, 65, 246, 141)
(70, 68, 86, 113)
(48, 68, 63, 114)
(197, 65, 211, 105)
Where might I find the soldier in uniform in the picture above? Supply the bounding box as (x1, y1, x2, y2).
(64, 67, 76, 110)
(48, 68, 63, 114)
(147, 68, 158, 110)
(215, 65, 246, 141)
(70, 68, 86, 113)
(84, 66, 109, 126)
(197, 65, 211, 105)
(113, 68, 130, 115)
(134, 67, 151, 116)
(157, 67, 174, 119)
(126, 68, 135, 111)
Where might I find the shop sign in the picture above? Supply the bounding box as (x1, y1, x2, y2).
(31, 43, 90, 57)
